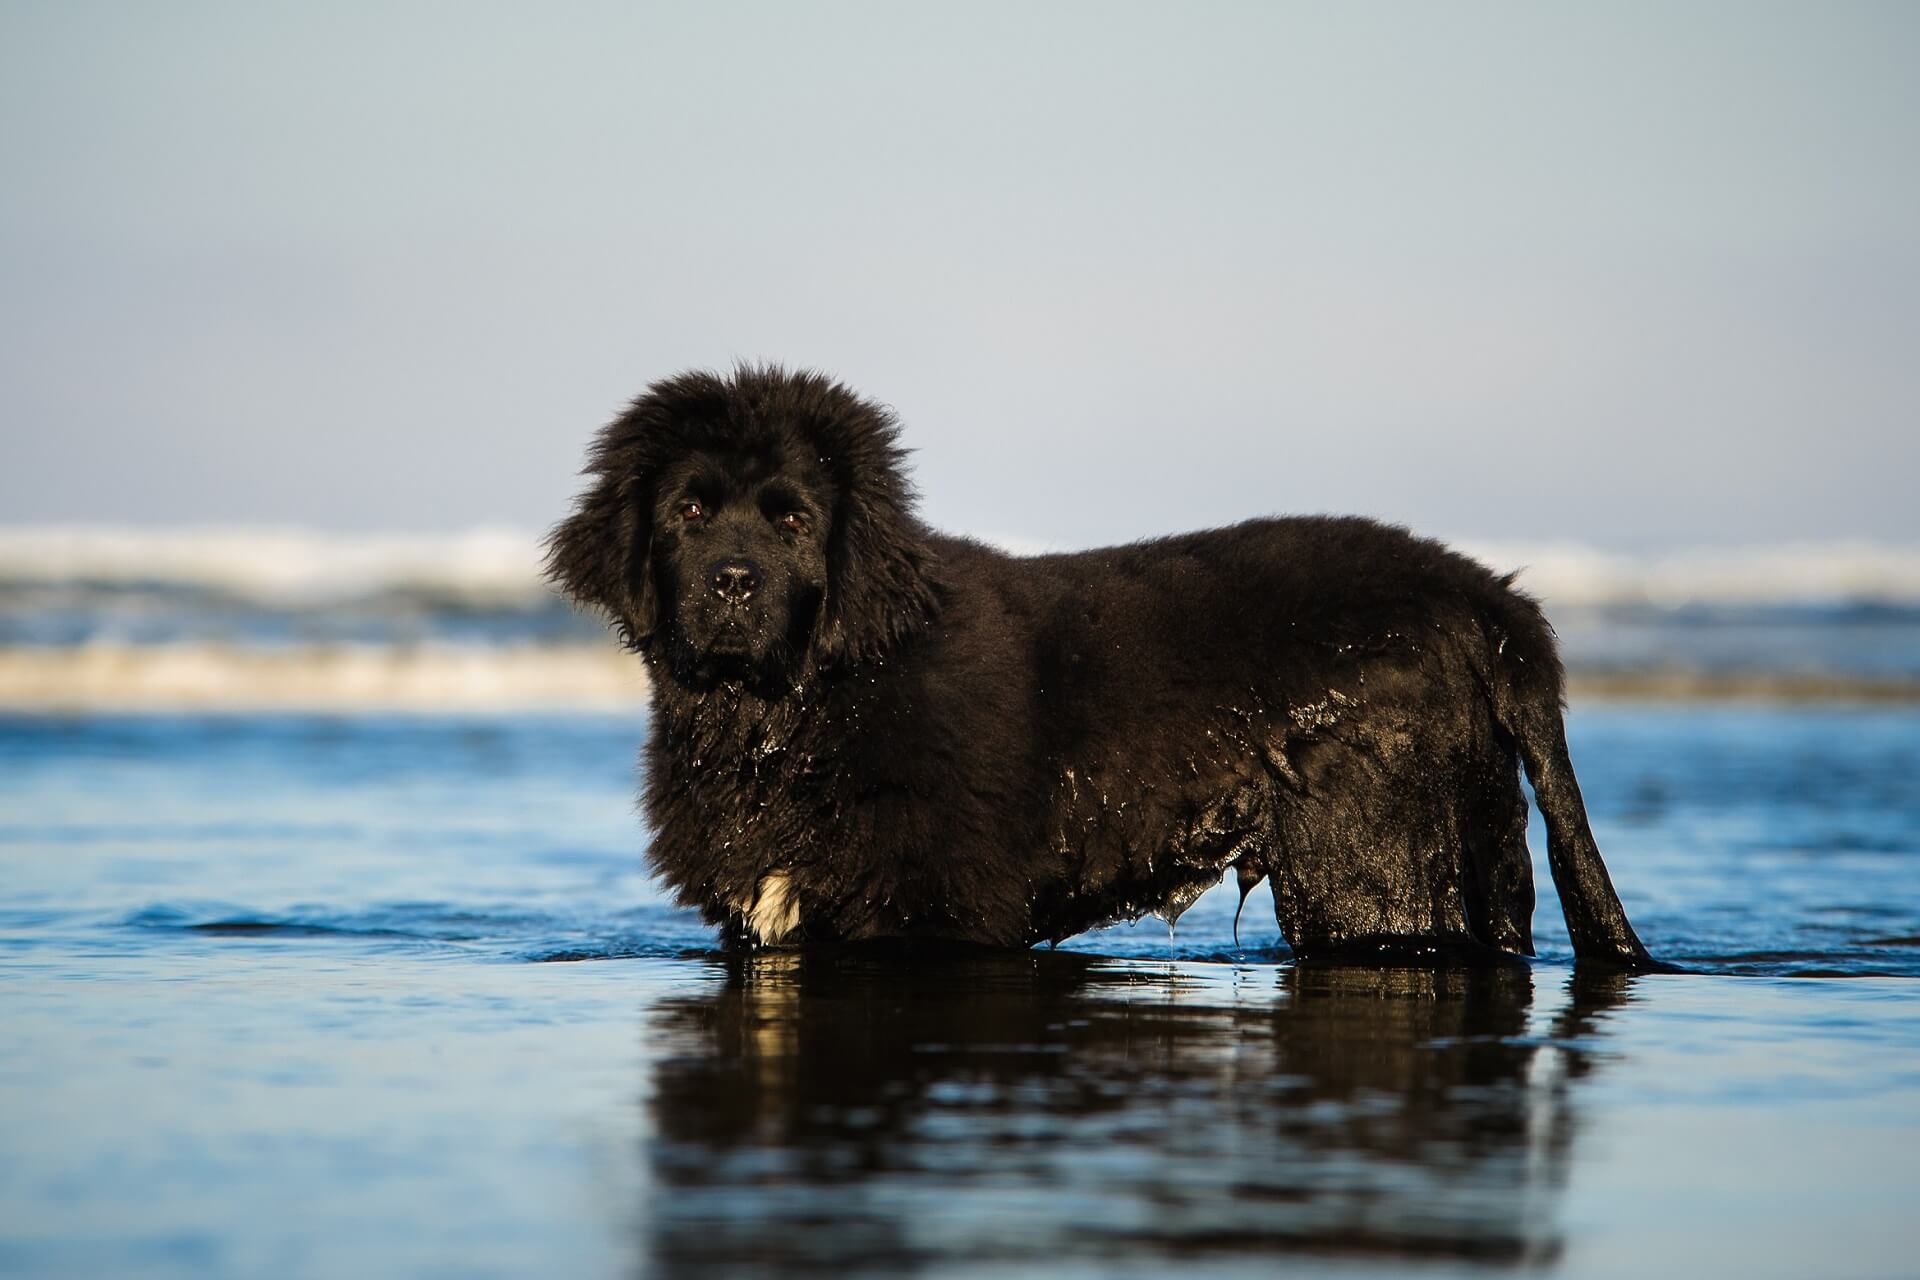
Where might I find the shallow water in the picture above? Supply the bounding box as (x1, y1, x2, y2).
(2, 706, 1917, 1277)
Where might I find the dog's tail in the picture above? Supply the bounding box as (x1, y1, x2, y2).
(1487, 583, 1658, 969)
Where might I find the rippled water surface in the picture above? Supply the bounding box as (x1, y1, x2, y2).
(2, 706, 1918, 1277)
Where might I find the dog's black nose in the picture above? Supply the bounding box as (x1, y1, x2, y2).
(707, 558, 762, 604)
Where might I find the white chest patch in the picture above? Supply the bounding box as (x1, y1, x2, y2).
(746, 871, 801, 945)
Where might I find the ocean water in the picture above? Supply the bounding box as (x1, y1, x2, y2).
(2, 705, 1917, 1278)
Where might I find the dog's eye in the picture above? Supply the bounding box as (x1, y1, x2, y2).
(677, 500, 704, 523)
(777, 512, 809, 535)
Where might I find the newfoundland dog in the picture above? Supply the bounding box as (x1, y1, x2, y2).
(548, 365, 1659, 968)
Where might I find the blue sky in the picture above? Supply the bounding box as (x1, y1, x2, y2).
(2, 1, 1915, 550)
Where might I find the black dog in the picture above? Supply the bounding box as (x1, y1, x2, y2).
(548, 366, 1657, 968)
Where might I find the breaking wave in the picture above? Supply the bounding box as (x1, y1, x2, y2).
(3, 526, 1919, 707)
(6, 525, 1920, 609)
(0, 525, 548, 604)
(1456, 539, 1920, 609)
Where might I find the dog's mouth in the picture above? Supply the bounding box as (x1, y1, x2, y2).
(703, 632, 756, 658)
(673, 618, 775, 687)
(664, 586, 820, 693)
(699, 611, 763, 656)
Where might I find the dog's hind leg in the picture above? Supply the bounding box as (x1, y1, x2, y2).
(1264, 726, 1484, 960)
(1461, 732, 1536, 956)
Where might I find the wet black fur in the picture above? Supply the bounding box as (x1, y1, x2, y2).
(548, 366, 1657, 967)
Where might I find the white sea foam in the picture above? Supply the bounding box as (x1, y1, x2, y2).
(3, 525, 1919, 609)
(0, 525, 549, 605)
(1458, 540, 1920, 609)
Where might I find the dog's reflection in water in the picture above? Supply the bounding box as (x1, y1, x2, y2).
(641, 947, 1636, 1277)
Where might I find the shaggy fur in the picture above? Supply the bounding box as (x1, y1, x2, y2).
(548, 366, 1658, 967)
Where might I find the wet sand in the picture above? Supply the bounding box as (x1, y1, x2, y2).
(3, 643, 1917, 711)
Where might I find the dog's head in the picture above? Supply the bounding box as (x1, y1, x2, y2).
(546, 366, 939, 688)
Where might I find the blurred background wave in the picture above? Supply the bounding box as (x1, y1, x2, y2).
(3, 525, 1918, 708)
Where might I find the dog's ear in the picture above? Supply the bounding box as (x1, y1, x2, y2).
(545, 375, 724, 650)
(811, 393, 941, 668)
(544, 471, 655, 651)
(545, 483, 656, 652)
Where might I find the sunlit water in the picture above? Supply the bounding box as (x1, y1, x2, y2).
(2, 706, 1918, 1278)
